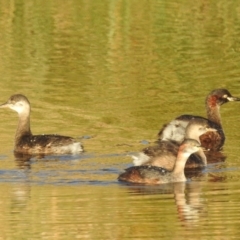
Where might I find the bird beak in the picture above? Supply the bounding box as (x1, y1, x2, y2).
(206, 127, 217, 132)
(0, 101, 10, 108)
(227, 96, 240, 101)
(200, 146, 207, 151)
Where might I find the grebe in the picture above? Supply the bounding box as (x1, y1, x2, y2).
(0, 94, 83, 155)
(118, 139, 201, 184)
(132, 118, 215, 170)
(159, 89, 240, 151)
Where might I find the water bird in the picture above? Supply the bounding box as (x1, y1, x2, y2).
(118, 139, 201, 184)
(0, 94, 83, 155)
(158, 89, 240, 151)
(132, 118, 216, 170)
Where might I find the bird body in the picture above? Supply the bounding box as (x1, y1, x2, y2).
(119, 139, 201, 184)
(0, 94, 83, 155)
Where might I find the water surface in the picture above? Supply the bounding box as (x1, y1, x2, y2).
(0, 0, 240, 239)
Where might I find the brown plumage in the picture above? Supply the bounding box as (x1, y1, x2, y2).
(0, 94, 83, 155)
(118, 139, 201, 184)
(131, 118, 216, 170)
(158, 89, 240, 151)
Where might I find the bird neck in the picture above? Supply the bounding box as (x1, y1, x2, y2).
(15, 113, 32, 143)
(172, 149, 189, 180)
(206, 96, 222, 126)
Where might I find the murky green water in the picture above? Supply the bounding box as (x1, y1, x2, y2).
(0, 0, 240, 239)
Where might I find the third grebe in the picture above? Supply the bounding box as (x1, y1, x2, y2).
(0, 94, 83, 155)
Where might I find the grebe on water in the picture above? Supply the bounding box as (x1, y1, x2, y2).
(132, 118, 215, 170)
(159, 89, 240, 151)
(0, 94, 83, 155)
(118, 139, 201, 184)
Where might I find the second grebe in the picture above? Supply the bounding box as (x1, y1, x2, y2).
(118, 139, 201, 184)
(0, 94, 83, 155)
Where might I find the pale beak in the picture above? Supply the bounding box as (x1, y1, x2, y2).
(206, 127, 217, 132)
(227, 96, 240, 101)
(0, 101, 10, 108)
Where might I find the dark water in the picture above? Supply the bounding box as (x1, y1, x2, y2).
(0, 0, 240, 239)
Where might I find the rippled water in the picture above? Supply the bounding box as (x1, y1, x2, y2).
(0, 0, 240, 239)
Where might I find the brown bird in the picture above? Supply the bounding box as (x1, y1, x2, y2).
(131, 118, 216, 170)
(0, 94, 83, 155)
(158, 89, 240, 151)
(118, 139, 201, 184)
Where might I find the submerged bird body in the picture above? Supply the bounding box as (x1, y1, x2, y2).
(159, 89, 240, 151)
(132, 118, 215, 170)
(0, 94, 83, 155)
(119, 139, 201, 184)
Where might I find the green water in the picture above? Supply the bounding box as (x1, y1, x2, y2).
(0, 0, 240, 239)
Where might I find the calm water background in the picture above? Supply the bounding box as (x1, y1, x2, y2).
(0, 0, 240, 239)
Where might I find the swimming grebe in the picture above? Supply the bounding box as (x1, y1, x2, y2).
(118, 139, 201, 184)
(0, 94, 83, 154)
(132, 118, 215, 170)
(158, 89, 240, 151)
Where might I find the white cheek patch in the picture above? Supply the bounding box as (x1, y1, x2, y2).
(10, 103, 24, 114)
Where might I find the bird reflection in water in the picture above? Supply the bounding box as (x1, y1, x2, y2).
(174, 182, 205, 225)
(14, 152, 32, 170)
(122, 181, 205, 226)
